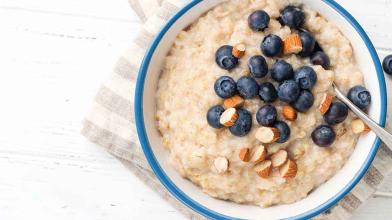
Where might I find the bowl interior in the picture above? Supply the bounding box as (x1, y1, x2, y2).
(138, 0, 385, 219)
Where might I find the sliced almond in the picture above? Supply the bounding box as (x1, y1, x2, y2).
(351, 119, 370, 134)
(282, 105, 297, 121)
(255, 127, 280, 144)
(319, 93, 333, 115)
(223, 95, 245, 109)
(239, 148, 250, 162)
(250, 145, 267, 163)
(232, 43, 246, 58)
(280, 159, 297, 178)
(219, 108, 238, 127)
(214, 157, 228, 174)
(271, 150, 288, 168)
(283, 34, 303, 55)
(254, 160, 272, 178)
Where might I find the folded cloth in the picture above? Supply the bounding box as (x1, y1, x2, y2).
(82, 0, 392, 219)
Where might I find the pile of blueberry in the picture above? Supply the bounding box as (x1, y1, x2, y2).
(207, 6, 372, 147)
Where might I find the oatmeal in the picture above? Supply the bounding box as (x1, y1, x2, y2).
(155, 0, 370, 207)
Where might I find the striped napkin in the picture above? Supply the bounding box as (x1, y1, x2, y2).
(82, 0, 392, 219)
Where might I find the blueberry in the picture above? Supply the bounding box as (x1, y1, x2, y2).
(294, 66, 317, 90)
(273, 121, 291, 143)
(311, 125, 336, 147)
(278, 80, 300, 103)
(256, 105, 277, 126)
(259, 82, 278, 103)
(215, 45, 239, 70)
(229, 109, 252, 137)
(382, 55, 392, 75)
(206, 105, 225, 129)
(237, 76, 259, 99)
(311, 51, 330, 70)
(214, 76, 237, 98)
(248, 55, 268, 78)
(298, 32, 316, 57)
(291, 90, 314, 112)
(347, 85, 371, 110)
(271, 60, 294, 82)
(281, 6, 305, 29)
(323, 102, 349, 125)
(261, 34, 283, 57)
(248, 10, 270, 31)
(312, 41, 324, 54)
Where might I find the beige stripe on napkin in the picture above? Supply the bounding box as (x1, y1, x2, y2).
(82, 0, 392, 219)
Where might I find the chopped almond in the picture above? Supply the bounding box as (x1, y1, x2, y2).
(282, 105, 297, 121)
(255, 127, 280, 144)
(271, 150, 288, 168)
(232, 43, 246, 58)
(250, 145, 267, 163)
(254, 160, 272, 178)
(319, 93, 333, 115)
(214, 157, 228, 174)
(223, 95, 245, 109)
(239, 148, 250, 162)
(283, 34, 303, 55)
(280, 160, 297, 178)
(351, 119, 370, 134)
(219, 108, 238, 127)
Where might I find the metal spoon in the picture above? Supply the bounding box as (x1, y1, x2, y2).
(332, 83, 392, 148)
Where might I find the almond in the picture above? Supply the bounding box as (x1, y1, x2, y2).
(254, 160, 272, 178)
(319, 93, 333, 115)
(255, 127, 280, 144)
(282, 105, 297, 121)
(214, 157, 228, 174)
(223, 95, 245, 109)
(232, 43, 246, 58)
(219, 108, 238, 127)
(239, 148, 250, 162)
(283, 34, 303, 55)
(271, 149, 288, 168)
(250, 145, 267, 163)
(280, 159, 297, 178)
(351, 119, 370, 134)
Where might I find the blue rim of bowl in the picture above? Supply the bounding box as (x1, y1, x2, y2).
(135, 0, 387, 219)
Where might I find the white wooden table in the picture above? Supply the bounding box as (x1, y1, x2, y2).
(0, 0, 391, 219)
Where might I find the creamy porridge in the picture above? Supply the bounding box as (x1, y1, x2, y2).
(155, 0, 371, 207)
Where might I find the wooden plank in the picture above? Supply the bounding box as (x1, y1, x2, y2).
(334, 0, 392, 50)
(0, 0, 138, 22)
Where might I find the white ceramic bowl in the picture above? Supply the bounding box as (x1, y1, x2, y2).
(135, 1, 387, 219)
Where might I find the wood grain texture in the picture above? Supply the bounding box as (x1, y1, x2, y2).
(0, 0, 391, 219)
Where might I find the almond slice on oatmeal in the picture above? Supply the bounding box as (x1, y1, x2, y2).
(250, 145, 267, 163)
(219, 107, 238, 127)
(282, 105, 297, 121)
(271, 149, 288, 168)
(254, 160, 272, 178)
(319, 93, 333, 115)
(351, 119, 370, 134)
(283, 34, 303, 55)
(214, 157, 229, 174)
(255, 127, 280, 144)
(280, 159, 297, 178)
(239, 148, 251, 162)
(223, 95, 245, 109)
(232, 43, 246, 58)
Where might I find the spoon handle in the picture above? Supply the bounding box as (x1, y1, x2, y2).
(333, 83, 392, 148)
